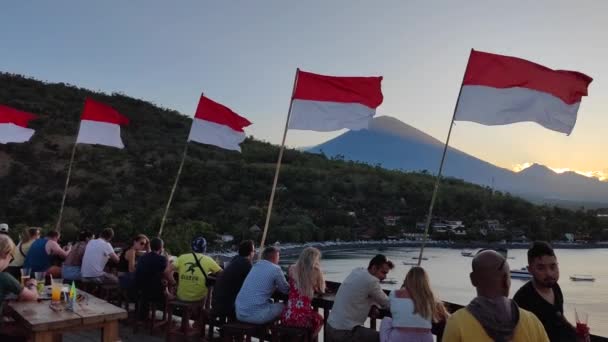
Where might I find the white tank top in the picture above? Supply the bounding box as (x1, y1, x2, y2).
(389, 290, 432, 329)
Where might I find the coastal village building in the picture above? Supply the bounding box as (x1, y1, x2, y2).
(218, 234, 234, 243)
(383, 215, 400, 226)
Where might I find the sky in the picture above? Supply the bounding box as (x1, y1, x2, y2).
(1, 1, 607, 178)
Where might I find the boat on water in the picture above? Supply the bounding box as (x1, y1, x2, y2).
(412, 256, 429, 260)
(461, 248, 487, 257)
(461, 250, 474, 257)
(510, 267, 533, 280)
(381, 279, 399, 285)
(402, 261, 418, 266)
(570, 274, 595, 281)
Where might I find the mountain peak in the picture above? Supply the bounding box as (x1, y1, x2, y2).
(310, 116, 608, 206)
(369, 116, 444, 147)
(518, 163, 556, 176)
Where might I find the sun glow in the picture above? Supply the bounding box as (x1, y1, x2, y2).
(512, 163, 608, 181)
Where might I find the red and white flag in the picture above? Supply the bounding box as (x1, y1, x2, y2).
(187, 95, 252, 151)
(455, 50, 592, 135)
(288, 69, 383, 131)
(76, 98, 130, 148)
(0, 105, 37, 144)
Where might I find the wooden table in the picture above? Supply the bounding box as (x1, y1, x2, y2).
(6, 292, 127, 342)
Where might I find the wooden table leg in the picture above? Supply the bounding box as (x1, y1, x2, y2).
(323, 307, 329, 342)
(33, 331, 56, 342)
(102, 320, 120, 342)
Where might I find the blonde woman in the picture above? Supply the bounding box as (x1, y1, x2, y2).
(6, 227, 41, 279)
(380, 266, 449, 342)
(281, 247, 326, 335)
(0, 234, 38, 302)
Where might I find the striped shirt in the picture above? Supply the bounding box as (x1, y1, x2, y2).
(235, 260, 289, 315)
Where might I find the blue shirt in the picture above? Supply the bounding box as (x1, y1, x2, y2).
(235, 260, 289, 314)
(23, 238, 50, 272)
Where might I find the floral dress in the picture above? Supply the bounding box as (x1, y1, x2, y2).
(281, 278, 324, 333)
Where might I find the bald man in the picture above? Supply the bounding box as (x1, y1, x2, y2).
(442, 250, 549, 342)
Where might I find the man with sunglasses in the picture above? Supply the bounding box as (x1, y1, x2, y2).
(443, 250, 548, 341)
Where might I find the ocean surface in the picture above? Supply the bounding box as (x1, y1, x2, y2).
(281, 247, 608, 337)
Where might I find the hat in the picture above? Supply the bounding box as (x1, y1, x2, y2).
(0, 223, 8, 234)
(191, 236, 207, 253)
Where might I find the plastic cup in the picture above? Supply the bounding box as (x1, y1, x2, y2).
(575, 308, 590, 336)
(20, 268, 31, 286)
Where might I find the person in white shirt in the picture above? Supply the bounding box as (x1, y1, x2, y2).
(81, 228, 119, 284)
(380, 266, 448, 342)
(326, 254, 394, 342)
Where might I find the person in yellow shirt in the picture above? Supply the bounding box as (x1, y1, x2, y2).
(442, 250, 549, 342)
(172, 236, 222, 302)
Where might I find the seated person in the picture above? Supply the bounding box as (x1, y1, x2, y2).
(442, 250, 549, 342)
(81, 228, 119, 284)
(23, 230, 70, 278)
(326, 254, 394, 342)
(0, 235, 38, 338)
(211, 240, 255, 318)
(118, 234, 149, 290)
(380, 266, 448, 342)
(235, 246, 289, 324)
(281, 247, 326, 336)
(135, 238, 173, 320)
(62, 230, 94, 281)
(6, 227, 40, 279)
(172, 236, 222, 302)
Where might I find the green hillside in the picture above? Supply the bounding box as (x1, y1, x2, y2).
(0, 73, 605, 253)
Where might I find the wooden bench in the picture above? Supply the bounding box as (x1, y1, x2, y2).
(221, 321, 273, 342)
(207, 311, 234, 340)
(133, 297, 168, 334)
(165, 298, 207, 340)
(271, 325, 317, 342)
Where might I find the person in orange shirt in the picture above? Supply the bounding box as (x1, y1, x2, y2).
(442, 250, 548, 342)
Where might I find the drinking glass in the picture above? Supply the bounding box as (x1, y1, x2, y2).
(51, 278, 63, 304)
(34, 272, 45, 294)
(20, 268, 31, 287)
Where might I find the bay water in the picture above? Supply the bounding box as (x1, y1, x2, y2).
(281, 247, 608, 337)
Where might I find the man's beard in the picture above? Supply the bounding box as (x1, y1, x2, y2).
(535, 276, 557, 288)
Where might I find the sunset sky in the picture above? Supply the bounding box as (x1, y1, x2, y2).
(1, 1, 606, 179)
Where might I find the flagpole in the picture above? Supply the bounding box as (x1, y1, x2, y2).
(56, 140, 78, 231)
(417, 49, 472, 266)
(258, 69, 300, 253)
(158, 134, 190, 238)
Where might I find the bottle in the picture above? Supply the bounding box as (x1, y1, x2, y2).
(67, 281, 76, 311)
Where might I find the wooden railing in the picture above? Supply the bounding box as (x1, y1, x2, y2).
(207, 277, 607, 341)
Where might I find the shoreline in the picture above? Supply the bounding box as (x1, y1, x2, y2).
(211, 239, 608, 260)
